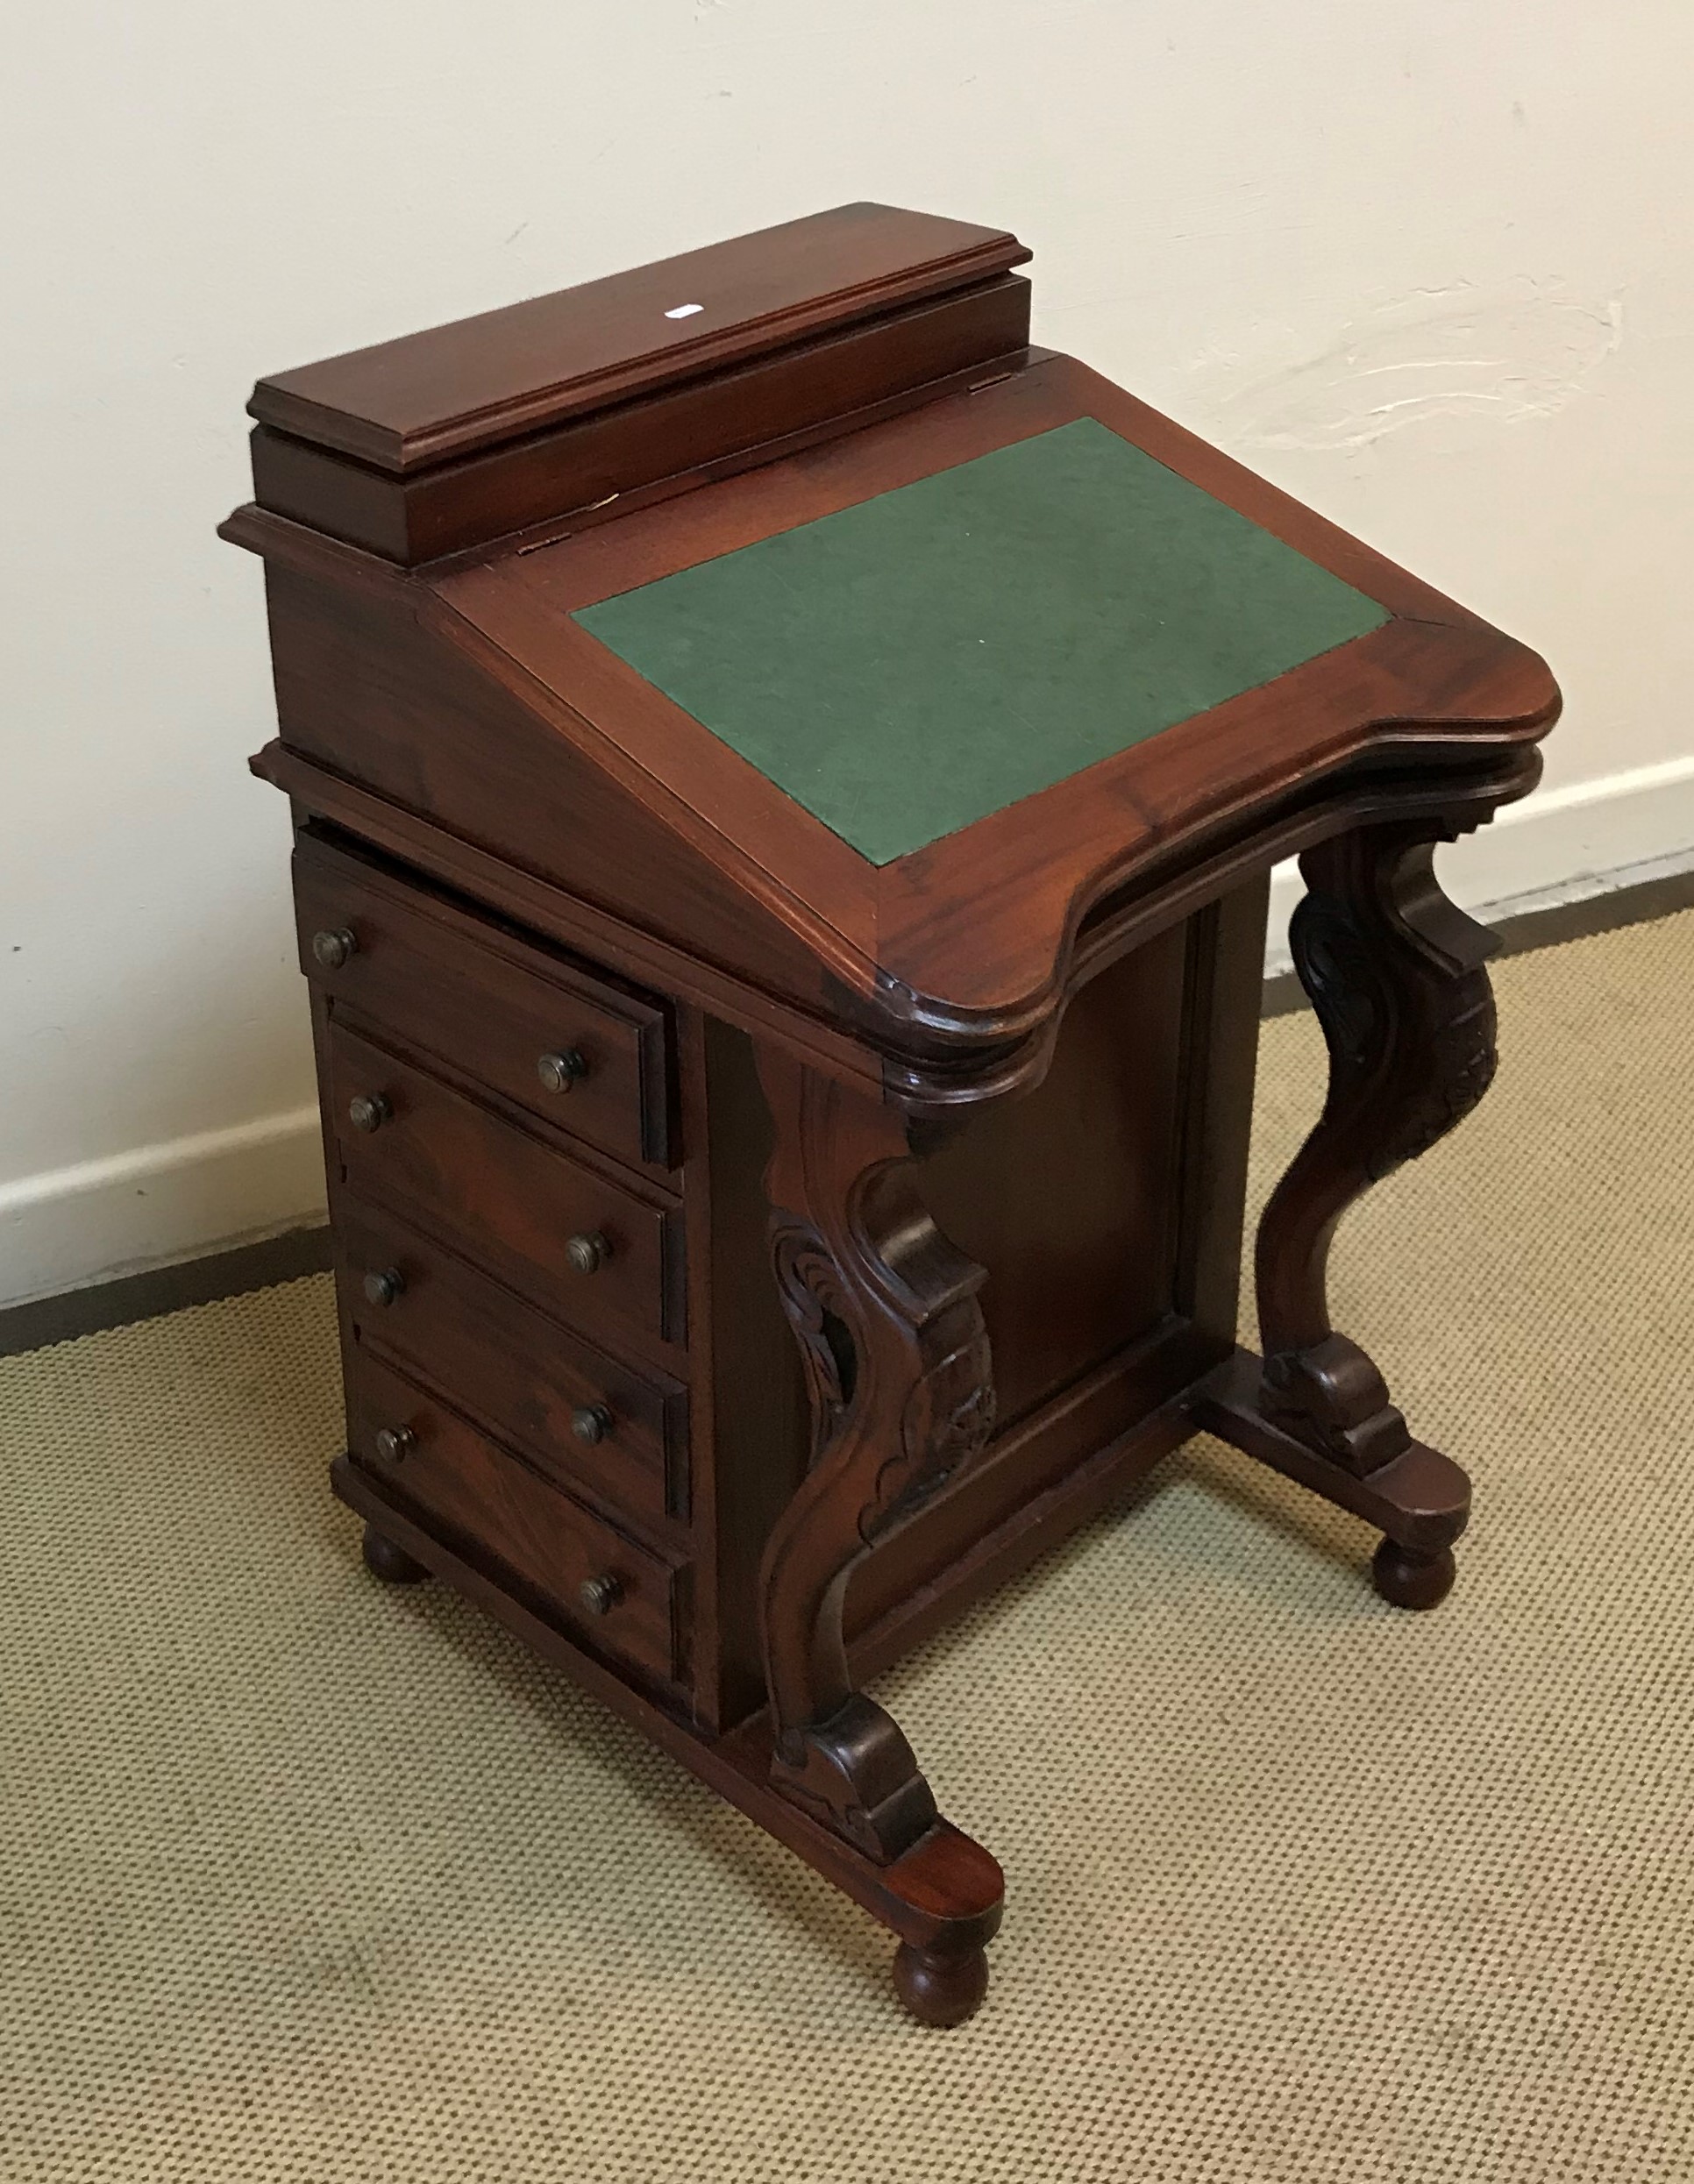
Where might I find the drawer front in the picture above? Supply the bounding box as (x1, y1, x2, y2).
(327, 1024, 685, 1355)
(337, 1198, 688, 1527)
(295, 835, 674, 1170)
(348, 1352, 684, 1686)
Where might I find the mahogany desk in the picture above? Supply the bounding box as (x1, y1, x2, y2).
(223, 203, 1560, 2024)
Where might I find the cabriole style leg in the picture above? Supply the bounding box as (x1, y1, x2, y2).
(754, 1051, 995, 1870)
(1203, 819, 1501, 1602)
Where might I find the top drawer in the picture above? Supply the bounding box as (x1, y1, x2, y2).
(293, 833, 674, 1171)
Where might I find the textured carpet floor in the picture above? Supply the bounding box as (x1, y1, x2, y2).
(4, 912, 1693, 2183)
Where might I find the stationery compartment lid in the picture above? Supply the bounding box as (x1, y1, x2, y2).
(246, 202, 1032, 475)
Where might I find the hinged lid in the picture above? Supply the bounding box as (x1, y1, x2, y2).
(228, 208, 1558, 1093)
(248, 203, 1031, 475)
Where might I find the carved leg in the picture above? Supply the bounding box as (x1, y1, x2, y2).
(755, 1051, 995, 1867)
(1219, 822, 1498, 1602)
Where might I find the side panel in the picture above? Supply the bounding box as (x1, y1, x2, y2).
(703, 1016, 813, 1725)
(913, 928, 1192, 1426)
(845, 926, 1204, 1636)
(1171, 876, 1272, 1348)
(702, 904, 1265, 1725)
(263, 566, 840, 1015)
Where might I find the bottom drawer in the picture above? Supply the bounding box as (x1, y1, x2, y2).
(347, 1352, 687, 1689)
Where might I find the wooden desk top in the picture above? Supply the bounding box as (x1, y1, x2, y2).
(227, 205, 1560, 1091)
(434, 353, 1556, 1033)
(249, 202, 1028, 473)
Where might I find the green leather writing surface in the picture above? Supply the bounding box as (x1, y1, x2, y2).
(576, 417, 1389, 866)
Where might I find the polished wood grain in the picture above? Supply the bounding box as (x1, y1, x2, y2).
(1190, 1349, 1470, 1609)
(471, 351, 1557, 1040)
(346, 1350, 687, 1687)
(295, 829, 677, 1171)
(754, 1051, 993, 1863)
(331, 1447, 1004, 1971)
(701, 1016, 812, 1728)
(337, 1196, 689, 1531)
(251, 279, 1029, 564)
(699, 985, 1222, 1711)
(230, 203, 1562, 2024)
(253, 554, 863, 1026)
(1190, 819, 1501, 1608)
(914, 933, 1190, 1423)
(251, 203, 1029, 470)
(845, 900, 1259, 1642)
(254, 736, 883, 1095)
(325, 1022, 686, 1359)
(231, 480, 1547, 1112)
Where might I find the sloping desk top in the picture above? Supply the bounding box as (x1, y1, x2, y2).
(228, 204, 1558, 1084)
(571, 416, 1390, 869)
(433, 360, 1554, 1027)
(226, 209, 1564, 2020)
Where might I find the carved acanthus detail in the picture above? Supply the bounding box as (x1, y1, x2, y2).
(755, 1054, 996, 1863)
(1291, 883, 1498, 1189)
(872, 1323, 996, 1543)
(769, 1217, 853, 1463)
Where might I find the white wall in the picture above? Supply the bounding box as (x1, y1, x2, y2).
(4, 0, 1691, 1305)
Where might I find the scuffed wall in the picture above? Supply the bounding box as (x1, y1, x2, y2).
(1217, 278, 1626, 454)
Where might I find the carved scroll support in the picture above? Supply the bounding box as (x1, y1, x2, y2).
(1196, 817, 1503, 1606)
(1255, 821, 1500, 1468)
(755, 1051, 994, 1864)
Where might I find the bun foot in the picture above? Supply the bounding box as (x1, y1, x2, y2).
(1371, 1537, 1456, 1611)
(362, 1525, 430, 1585)
(891, 1941, 990, 2027)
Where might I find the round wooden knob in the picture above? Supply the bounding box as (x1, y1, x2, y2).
(579, 1573, 623, 1616)
(363, 1267, 405, 1308)
(348, 1092, 392, 1134)
(537, 1049, 588, 1093)
(566, 1231, 609, 1275)
(374, 1424, 416, 1462)
(571, 1403, 613, 1445)
(311, 927, 357, 969)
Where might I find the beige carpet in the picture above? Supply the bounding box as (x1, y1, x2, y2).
(4, 912, 1693, 2183)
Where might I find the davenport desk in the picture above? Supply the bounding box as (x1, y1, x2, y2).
(223, 204, 1560, 2024)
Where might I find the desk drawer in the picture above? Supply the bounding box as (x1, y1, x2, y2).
(295, 834, 674, 1171)
(348, 1351, 686, 1687)
(338, 1198, 688, 1527)
(327, 1024, 685, 1355)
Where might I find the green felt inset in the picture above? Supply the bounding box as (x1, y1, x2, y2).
(575, 417, 1389, 866)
